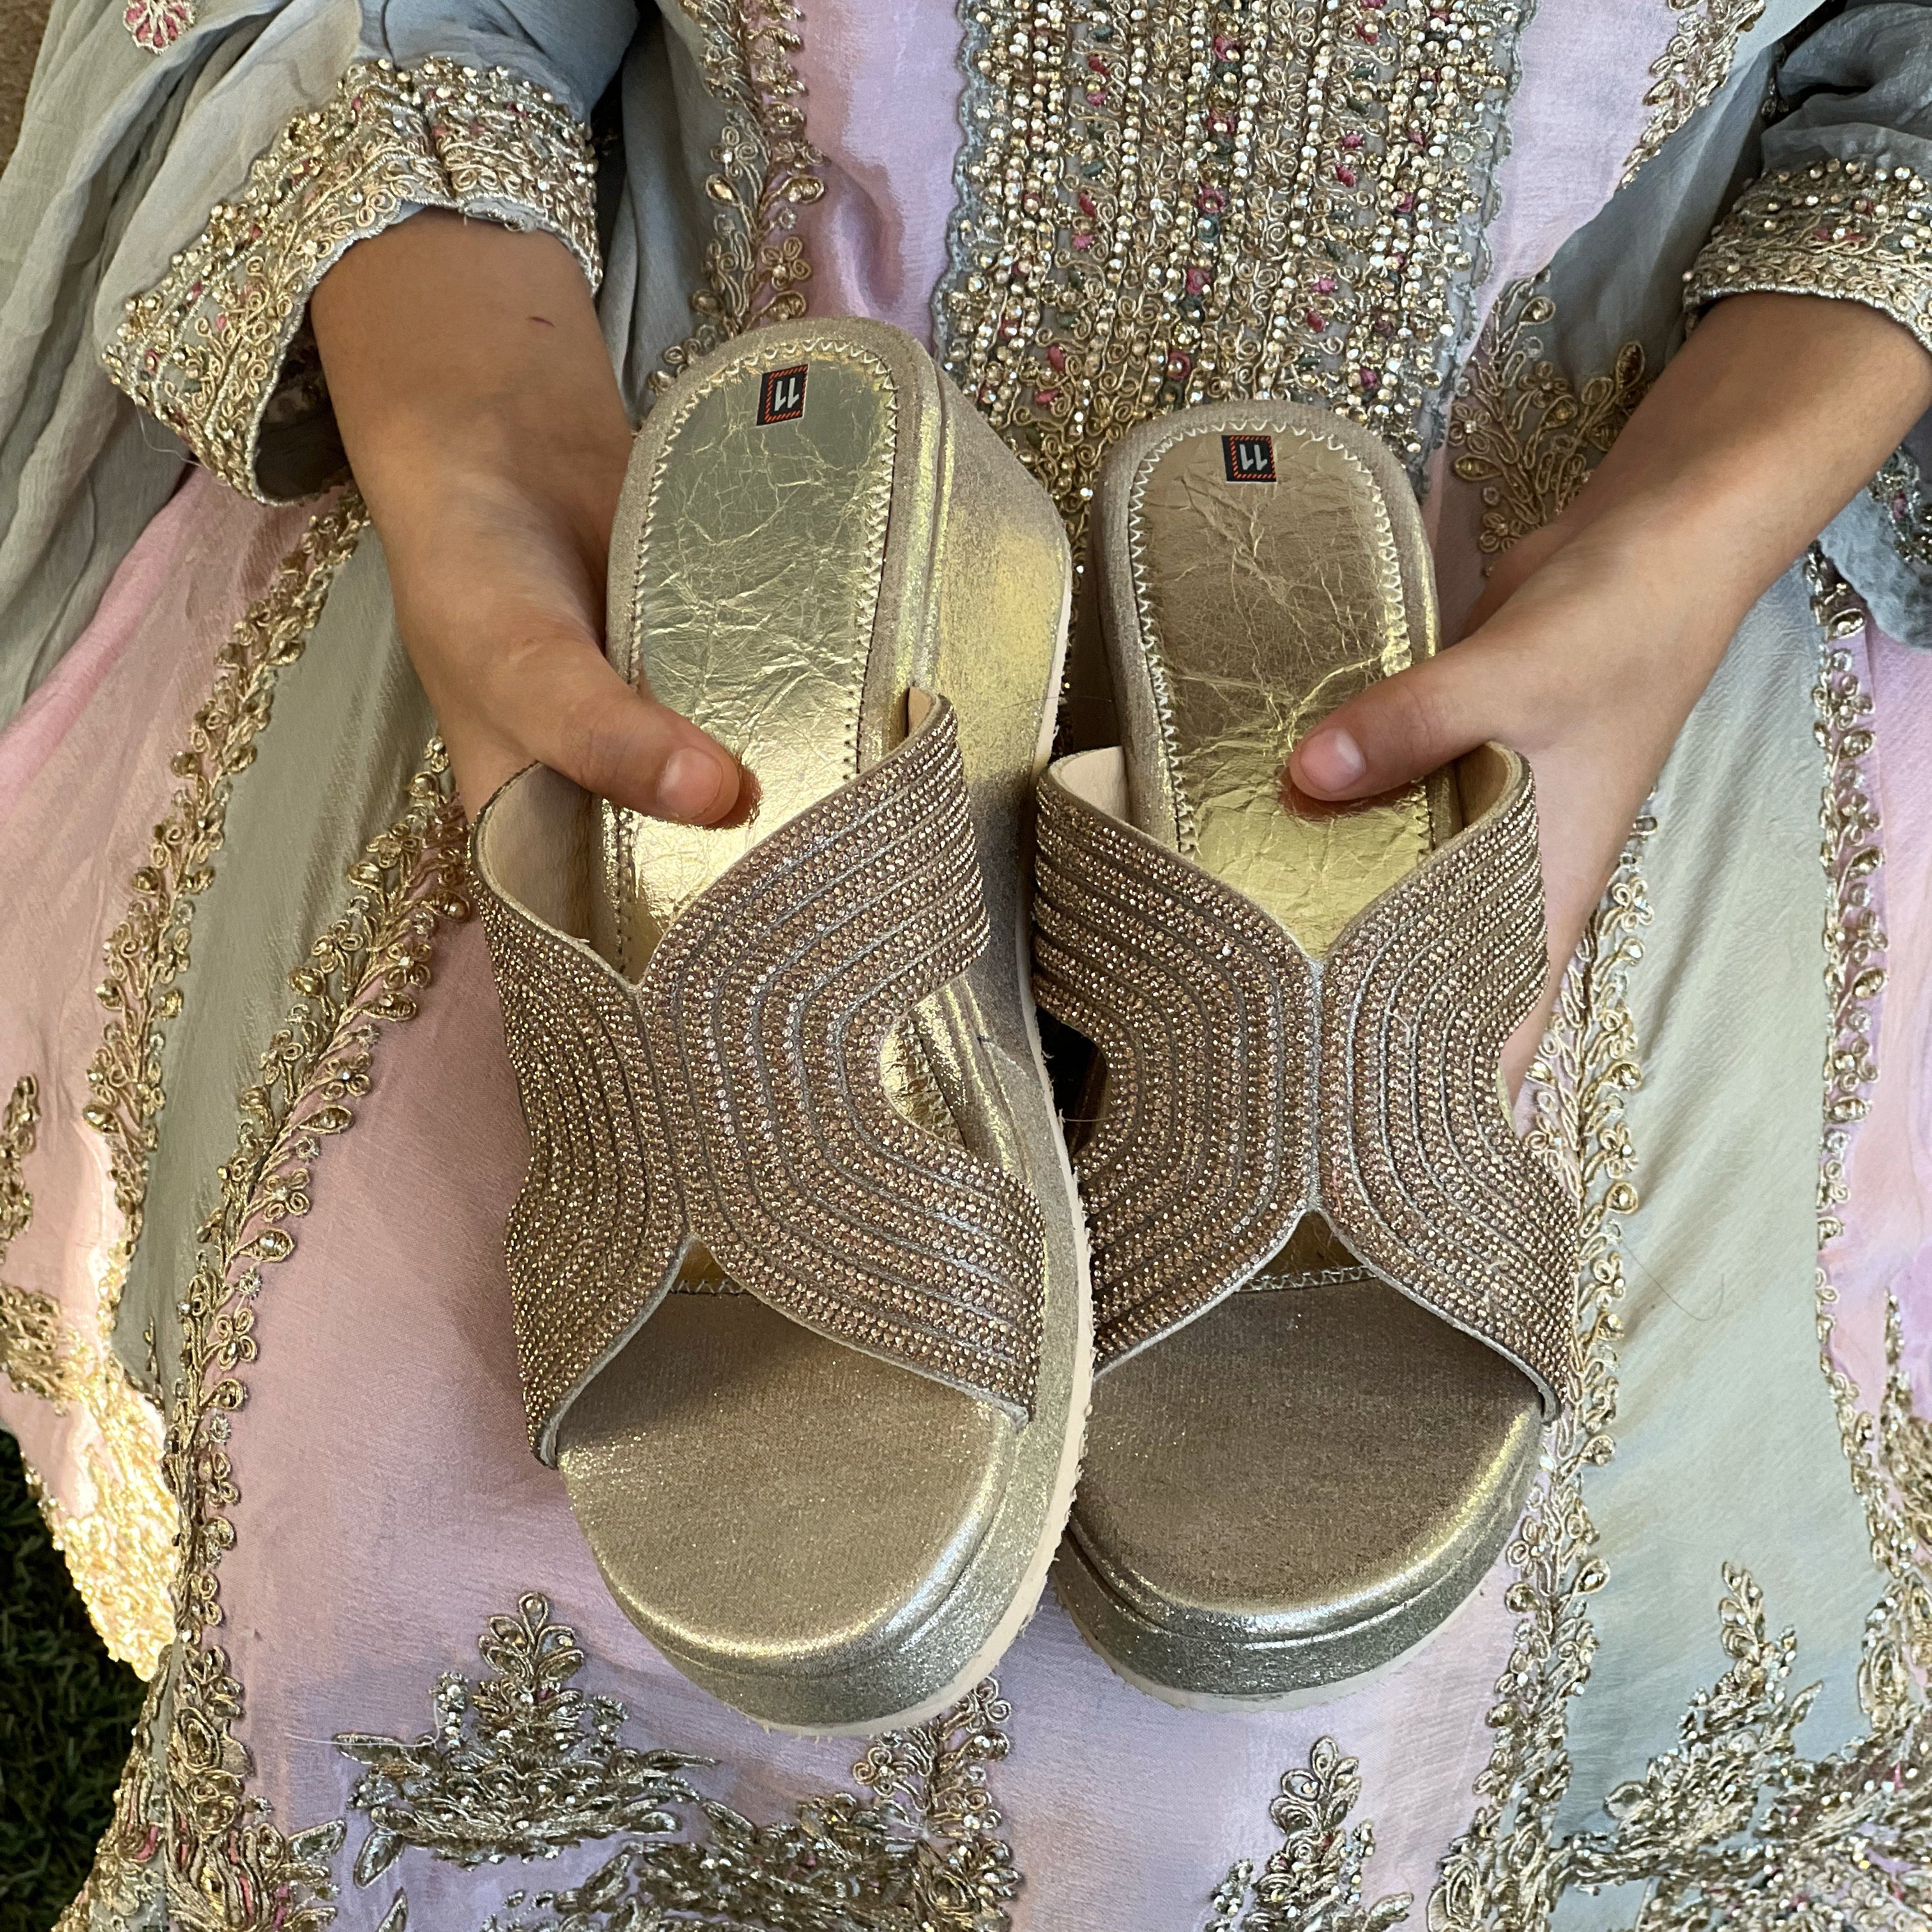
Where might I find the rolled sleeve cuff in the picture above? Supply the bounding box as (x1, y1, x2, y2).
(1685, 156, 1932, 359)
(100, 57, 601, 504)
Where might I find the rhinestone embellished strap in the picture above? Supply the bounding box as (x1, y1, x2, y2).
(1687, 158, 1932, 358)
(1032, 762, 1315, 1365)
(1318, 753, 1579, 1409)
(101, 58, 600, 505)
(1035, 749, 1576, 1407)
(475, 699, 1045, 1459)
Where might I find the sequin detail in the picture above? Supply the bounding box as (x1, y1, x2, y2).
(1687, 158, 1932, 359)
(1448, 281, 1649, 553)
(938, 0, 1530, 544)
(1032, 756, 1577, 1406)
(1209, 1738, 1412, 1931)
(1619, 0, 1765, 188)
(332, 1594, 1020, 1929)
(100, 61, 599, 503)
(475, 698, 1045, 1453)
(655, 0, 827, 388)
(1867, 446, 1932, 578)
(1318, 762, 1576, 1409)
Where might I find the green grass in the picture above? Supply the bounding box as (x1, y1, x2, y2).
(0, 1430, 145, 1931)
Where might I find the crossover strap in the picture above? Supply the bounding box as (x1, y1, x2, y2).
(1317, 749, 1578, 1412)
(1032, 750, 1315, 1365)
(475, 698, 1045, 1463)
(1034, 744, 1577, 1411)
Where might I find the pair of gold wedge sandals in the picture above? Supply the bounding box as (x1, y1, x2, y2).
(471, 319, 1580, 1733)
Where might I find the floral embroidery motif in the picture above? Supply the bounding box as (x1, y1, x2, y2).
(1867, 447, 1932, 577)
(336, 1595, 705, 1879)
(101, 61, 599, 503)
(1448, 280, 1649, 552)
(1689, 158, 1932, 361)
(330, 1591, 1021, 1929)
(0, 1075, 72, 1406)
(939, 0, 1530, 546)
(1619, 0, 1765, 188)
(655, 0, 826, 387)
(1560, 1565, 1932, 1923)
(122, 0, 194, 53)
(67, 744, 472, 1931)
(464, 1667, 1020, 1931)
(1, 1079, 172, 1676)
(1209, 1738, 1411, 1932)
(1429, 818, 1654, 1931)
(85, 495, 366, 1324)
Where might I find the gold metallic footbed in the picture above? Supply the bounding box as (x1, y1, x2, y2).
(472, 321, 1087, 1733)
(1045, 405, 1564, 1706)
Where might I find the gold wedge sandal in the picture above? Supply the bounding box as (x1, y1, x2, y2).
(471, 319, 1090, 1734)
(1035, 404, 1578, 1708)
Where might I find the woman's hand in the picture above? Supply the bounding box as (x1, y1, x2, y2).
(1288, 292, 1932, 1087)
(310, 211, 750, 825)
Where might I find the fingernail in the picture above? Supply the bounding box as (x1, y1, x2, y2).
(657, 745, 736, 823)
(1296, 726, 1367, 793)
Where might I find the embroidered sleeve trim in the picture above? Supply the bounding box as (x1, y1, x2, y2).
(1686, 157, 1932, 358)
(100, 57, 601, 505)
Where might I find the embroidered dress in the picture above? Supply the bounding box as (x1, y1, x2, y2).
(1, 2, 1931, 1926)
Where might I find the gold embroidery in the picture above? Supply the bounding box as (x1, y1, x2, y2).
(1558, 1565, 1932, 1919)
(1869, 447, 1932, 576)
(1209, 1737, 1411, 1932)
(1448, 281, 1648, 553)
(655, 0, 826, 388)
(335, 1594, 705, 1880)
(0, 1075, 74, 1404)
(446, 1644, 1020, 1931)
(1689, 158, 1932, 360)
(31, 505, 367, 1682)
(84, 496, 368, 1311)
(1430, 817, 1655, 1930)
(1619, 0, 1765, 188)
(22, 1358, 172, 1676)
(938, 0, 1531, 547)
(1805, 557, 1932, 1717)
(1425, 564, 1932, 1928)
(102, 61, 599, 503)
(0, 1077, 173, 1673)
(1809, 553, 1882, 1246)
(68, 750, 471, 1931)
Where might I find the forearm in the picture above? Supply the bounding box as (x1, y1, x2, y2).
(311, 210, 632, 580)
(1478, 292, 1932, 631)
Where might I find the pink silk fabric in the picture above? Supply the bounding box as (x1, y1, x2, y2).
(3, 5, 1927, 1917)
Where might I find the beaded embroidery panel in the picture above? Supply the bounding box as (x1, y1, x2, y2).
(936, 0, 1532, 545)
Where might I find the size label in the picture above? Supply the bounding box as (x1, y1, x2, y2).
(758, 364, 809, 425)
(1222, 433, 1277, 482)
